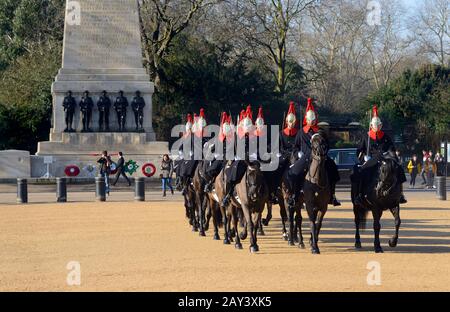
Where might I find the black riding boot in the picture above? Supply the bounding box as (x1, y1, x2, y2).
(329, 183, 341, 206)
(222, 182, 235, 207)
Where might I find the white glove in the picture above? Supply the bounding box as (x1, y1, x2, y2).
(276, 153, 282, 158)
(298, 151, 304, 159)
(364, 155, 371, 162)
(189, 151, 194, 157)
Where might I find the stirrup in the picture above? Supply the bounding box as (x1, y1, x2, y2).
(399, 195, 407, 204)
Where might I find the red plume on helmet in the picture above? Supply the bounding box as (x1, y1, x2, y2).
(284, 101, 298, 137)
(369, 105, 384, 140)
(238, 105, 254, 139)
(303, 98, 319, 133)
(184, 114, 193, 138)
(255, 106, 265, 137)
(195, 108, 207, 137)
(219, 112, 233, 142)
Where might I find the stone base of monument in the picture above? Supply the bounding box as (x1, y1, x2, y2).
(36, 133, 168, 178)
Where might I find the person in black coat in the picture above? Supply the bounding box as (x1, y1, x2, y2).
(112, 151, 131, 186)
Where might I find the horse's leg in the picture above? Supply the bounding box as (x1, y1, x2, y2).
(252, 212, 261, 252)
(316, 208, 327, 244)
(258, 217, 265, 236)
(307, 204, 320, 254)
(197, 193, 206, 236)
(389, 205, 401, 248)
(221, 206, 230, 244)
(204, 197, 211, 232)
(287, 198, 295, 246)
(280, 202, 288, 241)
(372, 210, 383, 253)
(212, 202, 220, 241)
(354, 205, 362, 249)
(262, 202, 272, 226)
(239, 209, 248, 240)
(233, 208, 242, 249)
(297, 206, 305, 249)
(242, 206, 257, 253)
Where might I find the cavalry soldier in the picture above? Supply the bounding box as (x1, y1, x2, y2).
(222, 105, 255, 206)
(286, 98, 341, 206)
(203, 112, 235, 192)
(280, 101, 299, 162)
(97, 90, 111, 132)
(353, 105, 407, 206)
(62, 90, 76, 132)
(179, 109, 207, 195)
(79, 90, 94, 132)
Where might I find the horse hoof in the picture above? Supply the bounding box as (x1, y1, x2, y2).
(250, 245, 259, 253)
(288, 240, 295, 247)
(262, 219, 269, 226)
(311, 248, 320, 254)
(192, 226, 198, 232)
(375, 247, 384, 253)
(199, 231, 206, 237)
(355, 241, 362, 249)
(389, 239, 398, 248)
(213, 234, 220, 241)
(235, 243, 243, 250)
(258, 231, 265, 236)
(299, 242, 305, 249)
(223, 239, 231, 245)
(282, 233, 288, 241)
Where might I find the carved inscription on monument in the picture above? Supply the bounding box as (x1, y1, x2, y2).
(63, 0, 143, 69)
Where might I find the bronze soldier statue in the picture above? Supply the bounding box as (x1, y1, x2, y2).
(114, 91, 128, 132)
(97, 90, 111, 131)
(80, 90, 94, 132)
(131, 90, 146, 132)
(62, 90, 76, 132)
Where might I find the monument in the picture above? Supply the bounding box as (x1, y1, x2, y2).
(37, 0, 168, 178)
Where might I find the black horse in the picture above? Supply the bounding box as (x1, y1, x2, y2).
(351, 155, 402, 253)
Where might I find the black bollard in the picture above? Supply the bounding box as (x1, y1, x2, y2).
(135, 177, 145, 202)
(96, 177, 106, 202)
(436, 176, 447, 201)
(56, 177, 67, 203)
(17, 178, 28, 204)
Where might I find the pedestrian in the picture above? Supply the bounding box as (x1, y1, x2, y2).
(434, 152, 445, 177)
(112, 152, 131, 186)
(420, 150, 428, 185)
(407, 154, 421, 188)
(161, 154, 174, 197)
(97, 150, 112, 196)
(424, 158, 437, 189)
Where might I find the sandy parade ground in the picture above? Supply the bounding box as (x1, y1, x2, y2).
(0, 187, 449, 292)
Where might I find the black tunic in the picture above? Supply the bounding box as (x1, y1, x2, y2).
(357, 133, 395, 161)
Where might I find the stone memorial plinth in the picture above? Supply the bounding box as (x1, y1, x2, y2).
(37, 0, 168, 177)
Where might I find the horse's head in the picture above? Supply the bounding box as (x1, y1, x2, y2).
(245, 161, 264, 202)
(311, 132, 328, 159)
(376, 158, 398, 197)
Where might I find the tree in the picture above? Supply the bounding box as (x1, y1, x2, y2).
(138, 0, 219, 87)
(361, 64, 450, 152)
(231, 0, 314, 95)
(413, 0, 450, 66)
